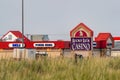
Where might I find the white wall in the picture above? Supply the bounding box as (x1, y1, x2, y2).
(2, 32, 17, 42)
(111, 51, 120, 57)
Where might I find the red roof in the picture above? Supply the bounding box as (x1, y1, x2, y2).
(1, 31, 30, 42)
(95, 33, 114, 48)
(95, 33, 112, 41)
(113, 37, 120, 40)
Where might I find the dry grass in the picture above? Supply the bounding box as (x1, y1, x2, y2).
(0, 57, 120, 80)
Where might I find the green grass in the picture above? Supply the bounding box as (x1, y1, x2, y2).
(0, 57, 120, 80)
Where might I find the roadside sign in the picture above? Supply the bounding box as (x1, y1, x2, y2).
(71, 38, 92, 51)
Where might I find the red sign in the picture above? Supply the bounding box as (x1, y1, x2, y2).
(75, 30, 87, 37)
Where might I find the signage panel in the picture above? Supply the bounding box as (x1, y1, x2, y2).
(34, 43, 55, 47)
(71, 38, 91, 51)
(9, 43, 25, 48)
(93, 42, 97, 48)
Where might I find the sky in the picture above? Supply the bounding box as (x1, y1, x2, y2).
(0, 0, 120, 40)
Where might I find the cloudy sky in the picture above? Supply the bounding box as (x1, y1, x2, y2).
(0, 0, 120, 40)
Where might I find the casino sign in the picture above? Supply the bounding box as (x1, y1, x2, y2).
(71, 38, 91, 51)
(70, 23, 93, 51)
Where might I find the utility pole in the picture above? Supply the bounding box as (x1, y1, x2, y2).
(22, 0, 24, 47)
(21, 0, 25, 60)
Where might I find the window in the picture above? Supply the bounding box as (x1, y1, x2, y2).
(8, 35, 12, 40)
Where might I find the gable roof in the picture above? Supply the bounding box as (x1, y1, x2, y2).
(1, 31, 30, 42)
(70, 23, 93, 37)
(95, 33, 113, 41)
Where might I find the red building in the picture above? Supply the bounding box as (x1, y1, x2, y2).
(0, 31, 70, 49)
(95, 33, 114, 48)
(113, 37, 120, 49)
(0, 26, 116, 59)
(0, 31, 71, 59)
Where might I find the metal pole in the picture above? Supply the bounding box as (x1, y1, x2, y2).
(20, 0, 25, 60)
(22, 0, 24, 47)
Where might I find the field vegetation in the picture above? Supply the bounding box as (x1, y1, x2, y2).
(0, 57, 120, 80)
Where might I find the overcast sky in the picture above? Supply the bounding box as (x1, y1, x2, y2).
(0, 0, 120, 40)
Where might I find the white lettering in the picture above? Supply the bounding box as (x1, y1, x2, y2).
(72, 43, 91, 50)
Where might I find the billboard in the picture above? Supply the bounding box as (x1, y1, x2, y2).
(71, 38, 92, 51)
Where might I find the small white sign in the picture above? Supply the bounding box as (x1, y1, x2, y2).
(34, 43, 55, 47)
(93, 42, 97, 47)
(9, 43, 25, 48)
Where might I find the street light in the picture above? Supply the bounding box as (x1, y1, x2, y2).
(22, 0, 24, 47)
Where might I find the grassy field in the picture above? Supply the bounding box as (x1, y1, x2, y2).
(0, 57, 120, 80)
